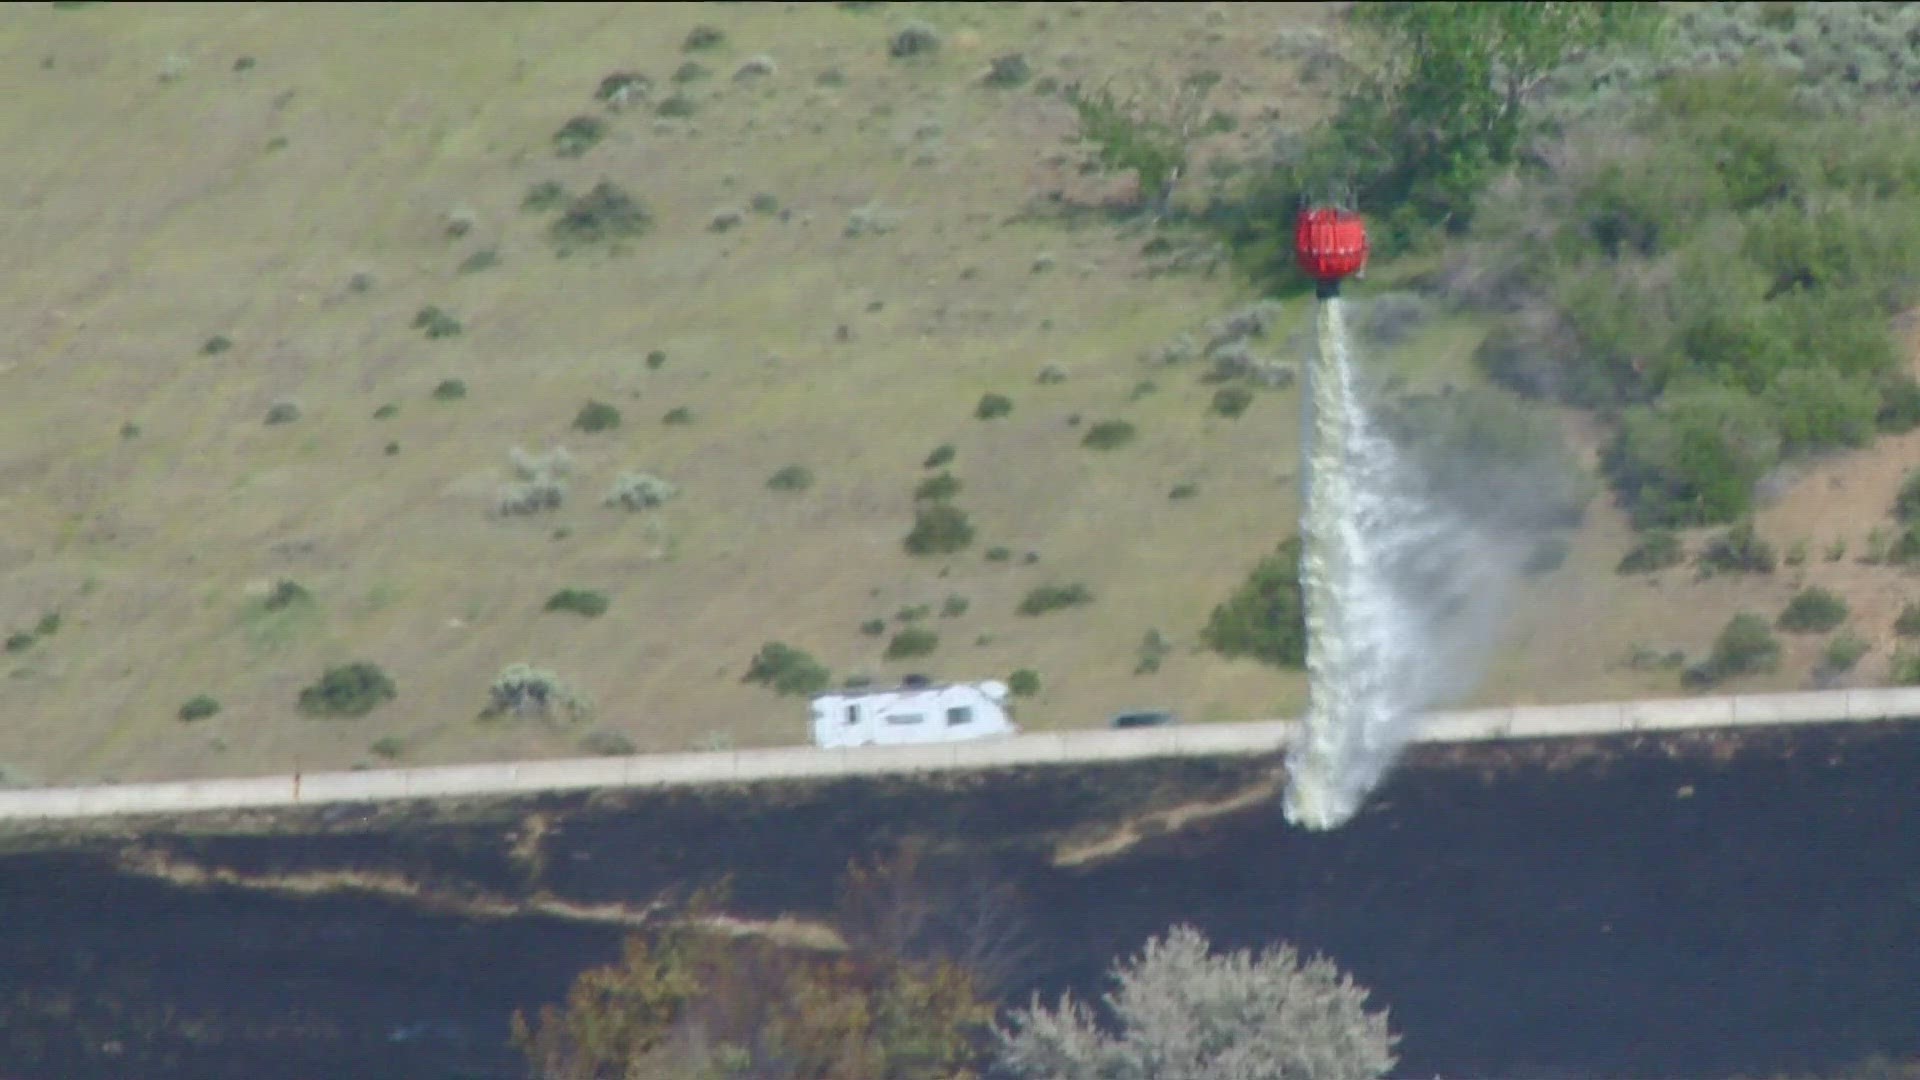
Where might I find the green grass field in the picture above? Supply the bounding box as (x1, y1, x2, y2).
(2, 2, 1915, 785)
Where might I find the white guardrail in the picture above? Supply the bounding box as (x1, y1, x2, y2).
(2, 688, 1918, 823)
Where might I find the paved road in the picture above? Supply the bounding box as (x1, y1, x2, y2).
(3, 687, 1918, 822)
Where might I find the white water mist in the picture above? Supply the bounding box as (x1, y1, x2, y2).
(1285, 297, 1517, 830)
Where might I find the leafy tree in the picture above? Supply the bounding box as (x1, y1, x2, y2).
(994, 924, 1397, 1080)
(1297, 2, 1661, 247)
(1203, 536, 1307, 667)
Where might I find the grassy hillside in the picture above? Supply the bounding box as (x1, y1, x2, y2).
(1, 1, 1916, 785)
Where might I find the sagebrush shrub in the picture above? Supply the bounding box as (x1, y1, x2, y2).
(604, 472, 677, 511)
(1008, 669, 1040, 696)
(888, 22, 941, 58)
(923, 443, 956, 469)
(264, 400, 300, 425)
(486, 662, 590, 720)
(1697, 521, 1777, 573)
(1617, 530, 1683, 573)
(412, 305, 462, 338)
(914, 472, 961, 502)
(683, 24, 725, 51)
(433, 379, 467, 401)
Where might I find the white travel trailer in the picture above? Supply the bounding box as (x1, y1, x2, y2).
(810, 677, 1018, 748)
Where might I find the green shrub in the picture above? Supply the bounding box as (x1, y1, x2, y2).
(373, 403, 399, 420)
(580, 730, 637, 756)
(767, 464, 814, 491)
(370, 736, 405, 760)
(1169, 482, 1199, 501)
(941, 594, 969, 618)
(297, 662, 396, 718)
(1894, 649, 1920, 687)
(177, 695, 221, 722)
(1018, 582, 1093, 616)
(412, 305, 462, 338)
(860, 618, 887, 637)
(433, 379, 467, 401)
(750, 193, 780, 214)
(3, 632, 32, 654)
(545, 588, 609, 618)
(655, 93, 698, 118)
(1081, 420, 1137, 450)
(904, 502, 974, 556)
(1605, 388, 1779, 529)
(1008, 668, 1041, 696)
(673, 60, 711, 84)
(1767, 366, 1879, 452)
(485, 662, 590, 720)
(888, 21, 941, 58)
(646, 350, 668, 370)
(1897, 602, 1920, 637)
(885, 626, 938, 660)
(1895, 468, 1920, 524)
(1696, 521, 1777, 574)
(1706, 613, 1781, 682)
(975, 393, 1013, 420)
(985, 546, 1012, 563)
(264, 580, 310, 612)
(985, 53, 1031, 87)
(552, 114, 608, 157)
(683, 24, 725, 51)
(1617, 530, 1683, 574)
(458, 248, 500, 274)
(1202, 536, 1305, 668)
(34, 612, 60, 637)
(743, 642, 830, 696)
(522, 181, 568, 211)
(1776, 587, 1848, 633)
(1823, 632, 1870, 674)
(923, 443, 956, 469)
(914, 472, 960, 502)
(1135, 628, 1171, 674)
(573, 400, 622, 432)
(1889, 522, 1920, 566)
(264, 400, 300, 425)
(1210, 386, 1254, 419)
(550, 182, 652, 245)
(894, 605, 930, 624)
(663, 406, 693, 425)
(1878, 374, 1920, 433)
(202, 334, 232, 355)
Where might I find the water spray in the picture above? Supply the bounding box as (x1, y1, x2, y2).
(1287, 206, 1389, 831)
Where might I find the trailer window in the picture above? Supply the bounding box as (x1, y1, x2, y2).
(887, 712, 924, 725)
(946, 706, 972, 726)
(846, 704, 860, 725)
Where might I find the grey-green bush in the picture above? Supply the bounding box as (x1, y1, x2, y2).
(993, 924, 1398, 1080)
(743, 642, 830, 696)
(885, 626, 938, 660)
(485, 662, 590, 720)
(1776, 587, 1848, 633)
(1018, 583, 1093, 616)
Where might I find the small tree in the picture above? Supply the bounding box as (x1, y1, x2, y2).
(1705, 613, 1781, 682)
(994, 924, 1398, 1080)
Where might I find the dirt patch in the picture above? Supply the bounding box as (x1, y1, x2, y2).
(1051, 771, 1283, 867)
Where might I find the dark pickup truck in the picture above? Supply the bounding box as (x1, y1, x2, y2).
(1109, 710, 1177, 729)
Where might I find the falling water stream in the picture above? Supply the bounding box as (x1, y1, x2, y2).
(1285, 297, 1510, 829)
